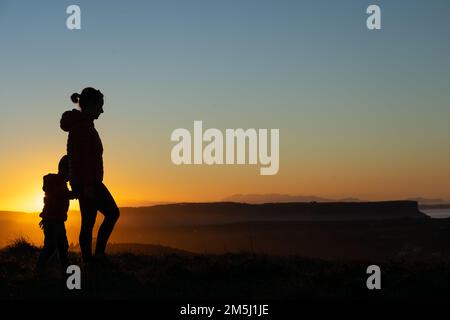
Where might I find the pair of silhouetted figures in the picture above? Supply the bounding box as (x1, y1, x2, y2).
(37, 87, 120, 274)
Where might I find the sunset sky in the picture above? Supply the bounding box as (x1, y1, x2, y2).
(1, 0, 450, 212)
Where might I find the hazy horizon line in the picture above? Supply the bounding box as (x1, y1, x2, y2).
(2, 195, 450, 214)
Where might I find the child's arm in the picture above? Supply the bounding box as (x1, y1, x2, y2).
(68, 190, 77, 200)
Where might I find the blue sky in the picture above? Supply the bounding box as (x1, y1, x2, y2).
(1, 0, 450, 210)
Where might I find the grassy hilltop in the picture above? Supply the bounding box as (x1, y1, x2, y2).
(2, 238, 450, 300)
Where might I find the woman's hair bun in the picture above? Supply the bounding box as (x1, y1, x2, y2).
(71, 93, 80, 103)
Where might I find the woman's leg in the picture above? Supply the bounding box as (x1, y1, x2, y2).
(79, 194, 98, 262)
(94, 183, 120, 256)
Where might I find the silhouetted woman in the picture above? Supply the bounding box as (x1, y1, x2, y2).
(60, 87, 120, 262)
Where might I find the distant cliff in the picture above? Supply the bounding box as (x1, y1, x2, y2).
(120, 200, 428, 227)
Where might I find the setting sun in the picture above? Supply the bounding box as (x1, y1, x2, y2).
(29, 192, 44, 213)
(11, 191, 45, 213)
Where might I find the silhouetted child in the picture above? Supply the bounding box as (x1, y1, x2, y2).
(36, 155, 75, 275)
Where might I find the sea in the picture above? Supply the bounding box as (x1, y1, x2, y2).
(422, 209, 450, 219)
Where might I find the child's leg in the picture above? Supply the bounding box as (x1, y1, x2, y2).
(36, 222, 58, 272)
(56, 223, 69, 271)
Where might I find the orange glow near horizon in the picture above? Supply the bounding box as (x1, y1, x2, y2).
(1, 126, 450, 212)
(2, 160, 450, 213)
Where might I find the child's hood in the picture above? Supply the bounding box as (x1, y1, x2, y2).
(43, 174, 68, 194)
